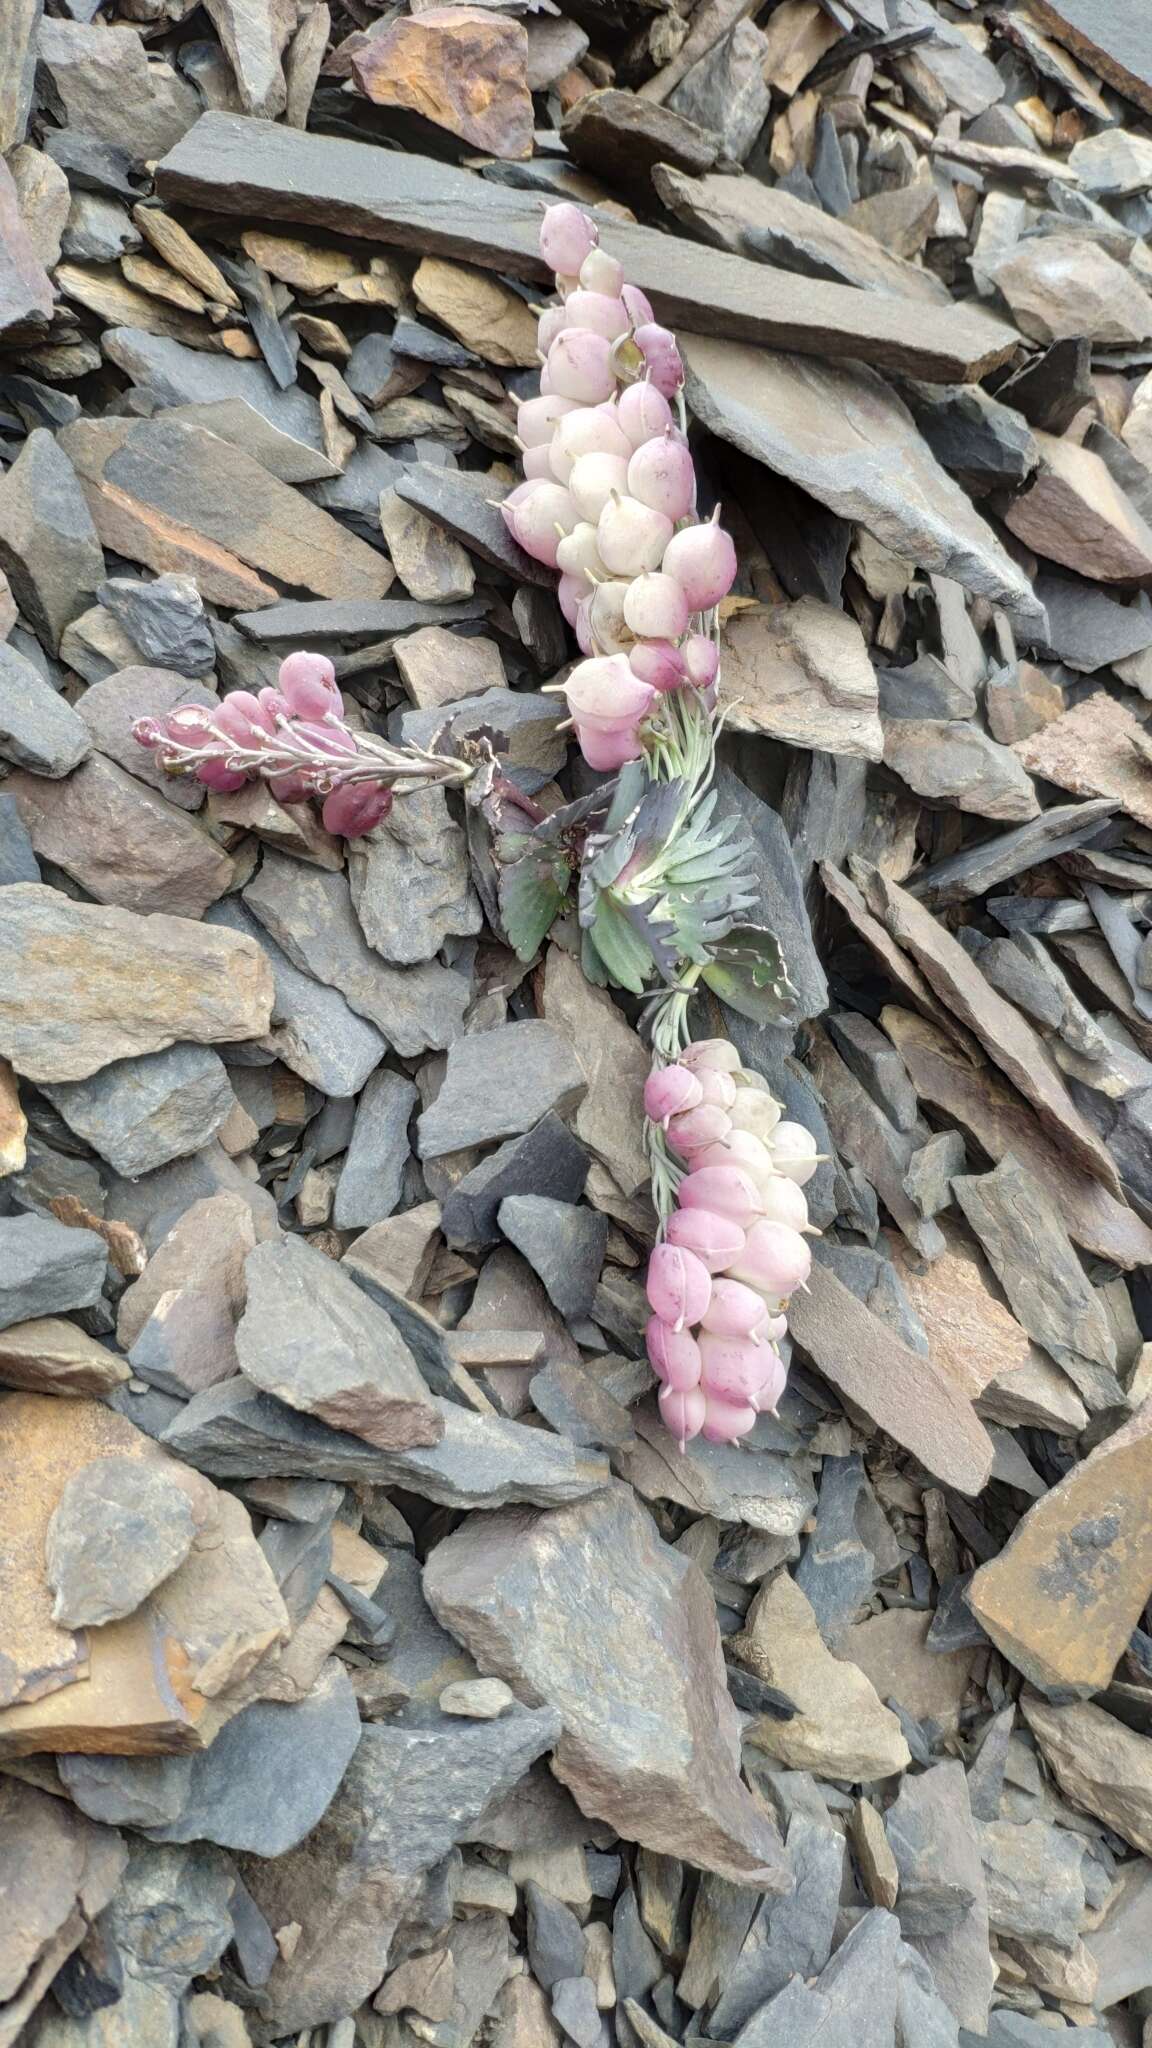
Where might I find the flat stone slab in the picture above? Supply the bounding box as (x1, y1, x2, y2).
(157, 112, 1021, 383)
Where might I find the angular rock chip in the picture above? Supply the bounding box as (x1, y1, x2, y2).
(37, 20, 200, 160)
(45, 1452, 199, 1628)
(203, 0, 295, 118)
(498, 1197, 608, 1322)
(0, 1214, 106, 1333)
(993, 235, 1152, 348)
(353, 7, 533, 160)
(425, 1486, 790, 1887)
(0, 428, 104, 653)
(76, 667, 217, 809)
(979, 1817, 1085, 1950)
(43, 1044, 233, 1182)
(0, 1777, 125, 2047)
(1004, 428, 1152, 582)
(968, 1400, 1152, 1697)
(682, 335, 1042, 628)
(1013, 690, 1152, 831)
(7, 757, 234, 920)
(442, 1115, 589, 1251)
(0, 1317, 128, 1398)
(412, 256, 538, 369)
(348, 784, 480, 967)
(720, 599, 882, 760)
(881, 716, 1040, 822)
(332, 1069, 416, 1232)
(885, 1762, 994, 2033)
(0, 884, 273, 1083)
(731, 1570, 910, 1782)
(418, 1020, 586, 1158)
(0, 642, 89, 779)
(207, 893, 386, 1098)
(237, 1234, 443, 1451)
(1022, 1694, 1152, 1856)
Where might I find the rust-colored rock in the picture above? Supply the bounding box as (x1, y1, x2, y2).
(1023, 1694, 1152, 1855)
(1004, 429, 1152, 583)
(0, 1056, 25, 1175)
(0, 1393, 288, 1756)
(0, 1318, 130, 1398)
(353, 8, 533, 160)
(1013, 692, 1152, 832)
(969, 1401, 1152, 1698)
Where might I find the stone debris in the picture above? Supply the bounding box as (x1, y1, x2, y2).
(5, 4, 1152, 2043)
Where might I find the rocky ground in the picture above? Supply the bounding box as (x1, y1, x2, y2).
(4, 0, 1152, 2045)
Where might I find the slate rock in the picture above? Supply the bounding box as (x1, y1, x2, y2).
(37, 20, 200, 160)
(710, 1815, 846, 2036)
(347, 784, 480, 967)
(732, 1571, 910, 1782)
(332, 1069, 416, 1232)
(1005, 428, 1152, 583)
(103, 326, 324, 453)
(794, 1453, 874, 1648)
(237, 1234, 443, 1451)
(352, 8, 533, 160)
(551, 1975, 601, 2048)
(719, 598, 882, 761)
(0, 641, 89, 776)
(0, 792, 38, 886)
(880, 717, 1040, 823)
(714, 768, 827, 1024)
(668, 18, 769, 162)
(526, 1882, 587, 1991)
(166, 1372, 610, 1509)
(45, 1453, 198, 1628)
(7, 756, 234, 921)
(418, 1021, 586, 1158)
(0, 428, 104, 653)
(993, 234, 1152, 347)
(731, 1909, 902, 2048)
(1022, 1694, 1152, 1855)
(442, 1115, 589, 1250)
(440, 1677, 513, 1720)
(206, 894, 385, 1099)
(978, 1817, 1085, 1949)
(0, 154, 52, 343)
(562, 92, 718, 202)
(75, 667, 217, 811)
(529, 1362, 636, 1454)
(101, 1838, 236, 1995)
(424, 1487, 790, 1887)
(244, 852, 468, 1056)
(498, 1196, 608, 1322)
(961, 2016, 1111, 2048)
(97, 573, 215, 676)
(44, 1044, 233, 1180)
(0, 1317, 127, 1398)
(885, 1762, 994, 2033)
(0, 1214, 106, 1331)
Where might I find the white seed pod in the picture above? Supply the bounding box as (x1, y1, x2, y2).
(597, 493, 674, 577)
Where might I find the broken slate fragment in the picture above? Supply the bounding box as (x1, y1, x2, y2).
(885, 1761, 994, 2033)
(425, 1486, 790, 1887)
(418, 1021, 585, 1157)
(332, 1068, 417, 1232)
(43, 1044, 234, 1179)
(207, 893, 386, 1099)
(498, 1197, 608, 1322)
(0, 642, 90, 777)
(732, 1571, 910, 1781)
(97, 573, 215, 677)
(1021, 1694, 1152, 1857)
(0, 1213, 106, 1332)
(236, 1234, 443, 1452)
(352, 8, 534, 161)
(0, 427, 104, 653)
(45, 1452, 198, 1627)
(442, 1115, 589, 1250)
(7, 756, 235, 922)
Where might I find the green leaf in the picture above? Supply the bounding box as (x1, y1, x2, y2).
(589, 896, 655, 995)
(701, 923, 799, 1025)
(498, 853, 570, 961)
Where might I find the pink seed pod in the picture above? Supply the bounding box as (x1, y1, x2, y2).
(661, 520, 738, 611)
(536, 305, 567, 353)
(646, 1317, 702, 1389)
(621, 282, 655, 328)
(695, 1129, 776, 1190)
(768, 1122, 821, 1185)
(677, 1164, 765, 1228)
(506, 482, 577, 568)
(563, 290, 630, 341)
(557, 573, 589, 627)
(629, 640, 685, 694)
(646, 1243, 711, 1332)
(322, 783, 394, 837)
(658, 1382, 706, 1448)
(727, 1087, 782, 1142)
(555, 522, 608, 579)
(622, 572, 690, 641)
(551, 405, 632, 482)
(269, 771, 311, 803)
(698, 1331, 769, 1404)
(679, 1038, 743, 1075)
(196, 758, 249, 792)
(597, 494, 673, 577)
(665, 1206, 746, 1274)
(278, 651, 341, 719)
(682, 633, 720, 690)
(727, 1219, 812, 1299)
(643, 1064, 704, 1124)
(580, 248, 624, 297)
(569, 451, 630, 522)
(258, 687, 290, 724)
(751, 1346, 789, 1416)
(564, 653, 653, 723)
(540, 202, 598, 278)
(574, 598, 594, 658)
(522, 443, 555, 481)
(627, 434, 697, 523)
(759, 1176, 811, 1233)
(547, 328, 617, 404)
(587, 580, 634, 655)
(700, 1391, 759, 1444)
(700, 1278, 774, 1342)
(665, 1103, 732, 1160)
(695, 1067, 737, 1111)
(133, 716, 166, 750)
(575, 720, 644, 770)
(616, 381, 674, 447)
(517, 392, 578, 447)
(632, 323, 684, 397)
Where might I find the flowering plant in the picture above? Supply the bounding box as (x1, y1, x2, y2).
(134, 201, 817, 1452)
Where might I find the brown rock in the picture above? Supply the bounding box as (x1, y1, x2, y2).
(0, 1777, 125, 2046)
(992, 236, 1152, 348)
(0, 156, 52, 343)
(787, 1260, 994, 1495)
(863, 869, 1120, 1192)
(118, 1193, 261, 1351)
(881, 717, 1041, 822)
(985, 659, 1065, 744)
(379, 489, 475, 604)
(0, 0, 39, 156)
(240, 230, 356, 292)
(1022, 1694, 1152, 1855)
(841, 1608, 974, 1734)
(541, 946, 650, 1201)
(413, 257, 539, 369)
(0, 1392, 288, 1755)
(1028, 1, 1152, 119)
(888, 1225, 1088, 1435)
(0, 1056, 26, 1175)
(1004, 429, 1152, 582)
(882, 1005, 1152, 1270)
(851, 1798, 899, 1909)
(134, 207, 241, 310)
(353, 8, 533, 160)
(563, 94, 718, 202)
(8, 146, 69, 276)
(203, 0, 295, 118)
(8, 757, 233, 919)
(395, 625, 506, 710)
(720, 599, 882, 760)
(0, 1318, 130, 1397)
(1013, 691, 1152, 830)
(56, 262, 217, 351)
(969, 1402, 1152, 1697)
(424, 1486, 790, 1887)
(0, 883, 274, 1084)
(0, 429, 104, 654)
(58, 414, 392, 609)
(36, 19, 199, 160)
(845, 170, 940, 262)
(731, 1571, 910, 1780)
